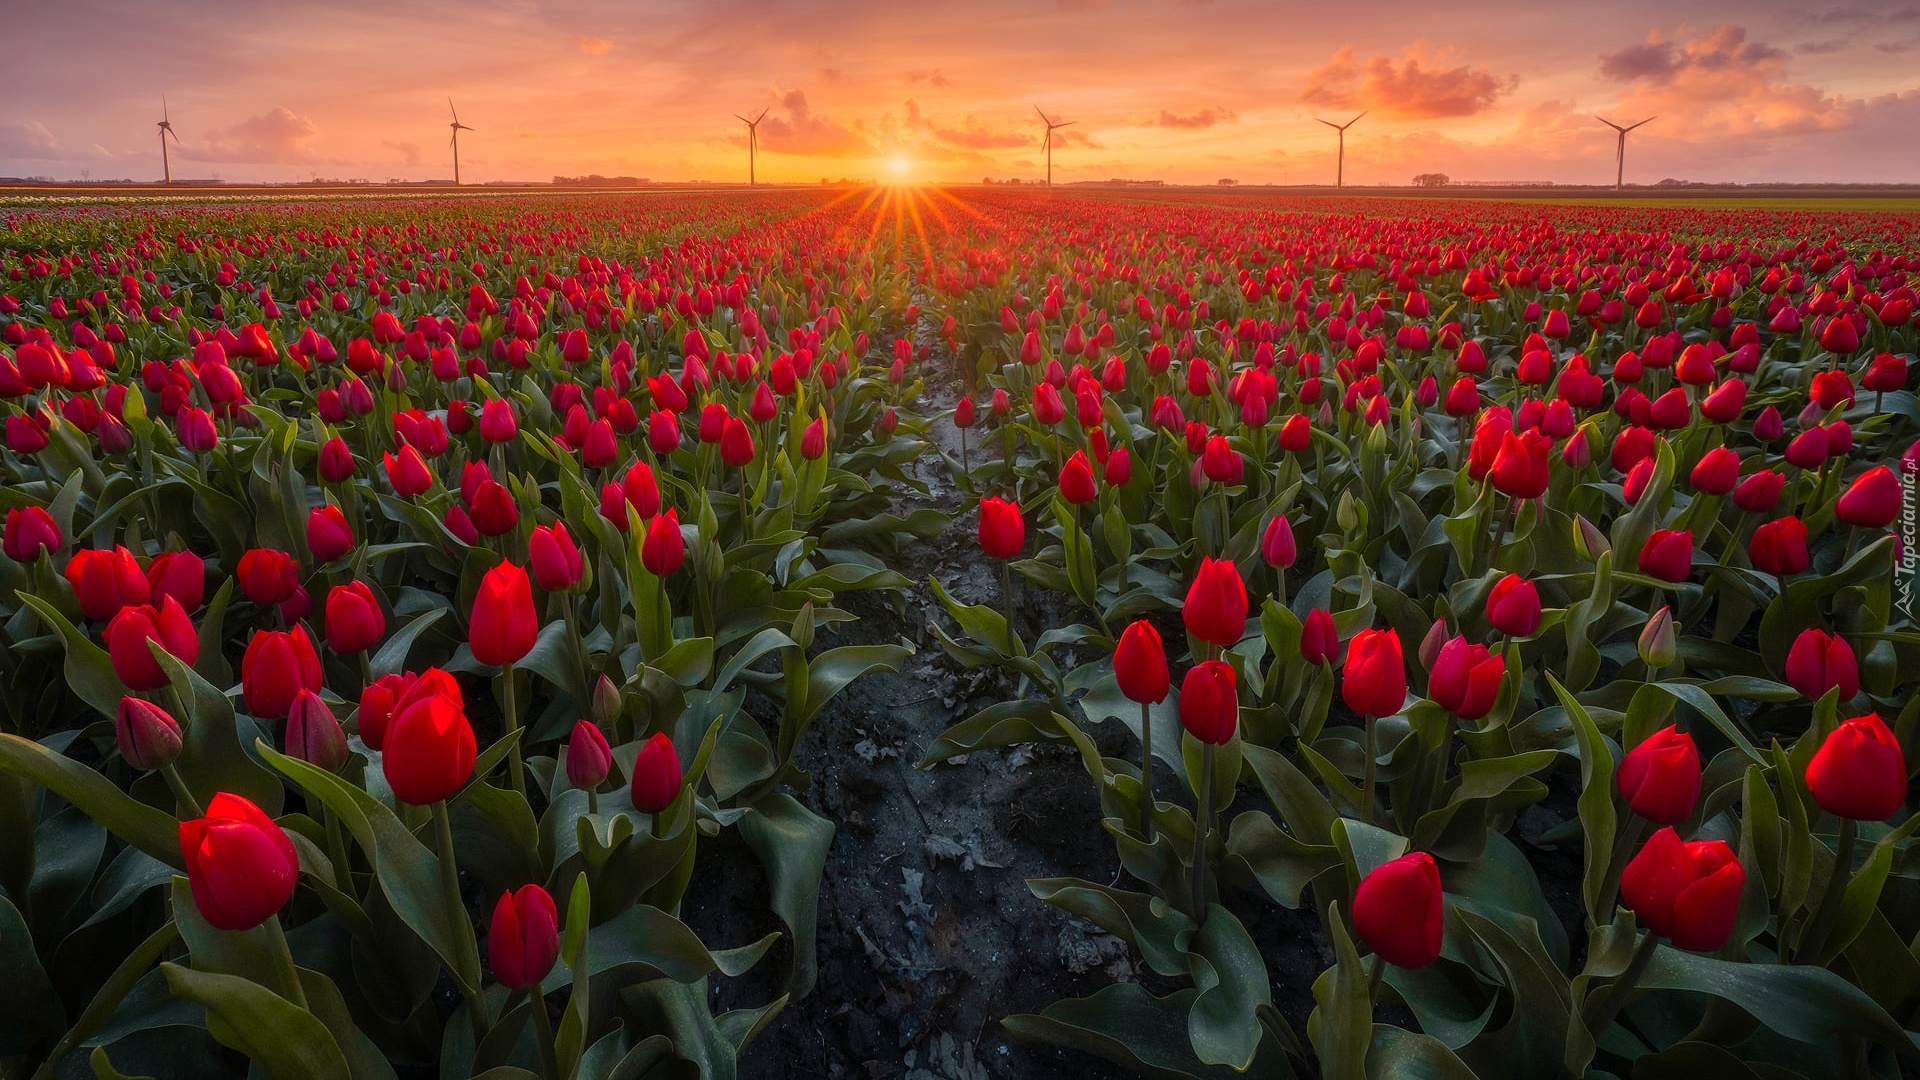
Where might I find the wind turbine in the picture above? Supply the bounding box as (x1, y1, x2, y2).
(156, 97, 179, 185)
(1035, 106, 1074, 188)
(734, 108, 770, 185)
(448, 100, 473, 185)
(1595, 115, 1655, 190)
(1314, 111, 1365, 188)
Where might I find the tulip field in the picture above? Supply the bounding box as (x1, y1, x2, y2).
(0, 185, 1916, 1080)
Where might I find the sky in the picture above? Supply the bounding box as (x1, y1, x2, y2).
(2, 0, 1918, 186)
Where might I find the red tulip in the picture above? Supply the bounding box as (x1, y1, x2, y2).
(488, 884, 561, 989)
(1748, 517, 1808, 576)
(1836, 466, 1900, 529)
(1806, 712, 1907, 821)
(237, 548, 300, 606)
(319, 437, 356, 483)
(529, 522, 584, 591)
(242, 626, 323, 718)
(325, 581, 385, 654)
(566, 720, 612, 791)
(1428, 637, 1503, 721)
(306, 505, 354, 563)
(977, 497, 1025, 560)
(622, 462, 661, 520)
(1300, 608, 1338, 665)
(1638, 529, 1693, 582)
(383, 446, 435, 497)
(1785, 629, 1858, 702)
(1490, 429, 1551, 500)
(2, 505, 60, 562)
(1688, 447, 1740, 495)
(800, 416, 828, 460)
(1261, 516, 1296, 569)
(1058, 451, 1097, 504)
(1342, 628, 1406, 718)
(1731, 470, 1783, 513)
(630, 731, 683, 814)
(641, 509, 685, 576)
(67, 546, 150, 620)
(105, 597, 198, 690)
(1182, 557, 1248, 649)
(1620, 828, 1744, 951)
(357, 672, 411, 751)
(1485, 574, 1540, 637)
(1618, 726, 1700, 825)
(1178, 660, 1238, 745)
(1352, 851, 1444, 968)
(647, 409, 681, 455)
(1114, 620, 1170, 705)
(470, 562, 537, 667)
(116, 696, 183, 771)
(720, 416, 755, 467)
(480, 398, 518, 443)
(179, 792, 299, 932)
(382, 669, 476, 804)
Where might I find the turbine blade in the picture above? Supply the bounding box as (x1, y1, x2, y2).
(1316, 118, 1339, 129)
(755, 107, 770, 123)
(1058, 120, 1074, 128)
(1626, 116, 1656, 132)
(1347, 111, 1367, 127)
(1034, 104, 1049, 124)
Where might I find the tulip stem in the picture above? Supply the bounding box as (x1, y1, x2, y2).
(323, 807, 353, 894)
(501, 664, 526, 799)
(1366, 952, 1386, 1002)
(1361, 713, 1379, 827)
(529, 988, 561, 1080)
(262, 914, 310, 1009)
(1797, 817, 1856, 964)
(1486, 497, 1517, 574)
(159, 764, 204, 819)
(587, 788, 599, 816)
(433, 800, 492, 1034)
(959, 425, 970, 483)
(1138, 701, 1155, 843)
(1581, 930, 1659, 1051)
(999, 559, 1017, 654)
(1190, 742, 1215, 918)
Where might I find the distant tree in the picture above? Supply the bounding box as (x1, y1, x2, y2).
(1217, 178, 1237, 186)
(1412, 173, 1450, 188)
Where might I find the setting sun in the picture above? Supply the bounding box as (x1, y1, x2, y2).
(886, 154, 914, 180)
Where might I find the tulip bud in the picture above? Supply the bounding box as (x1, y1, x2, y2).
(1114, 620, 1170, 705)
(641, 509, 686, 576)
(488, 884, 561, 989)
(630, 732, 683, 814)
(178, 793, 299, 931)
(1485, 574, 1541, 638)
(1617, 726, 1700, 825)
(382, 669, 476, 805)
(1784, 629, 1858, 702)
(324, 581, 386, 654)
(115, 696, 183, 771)
(286, 689, 349, 772)
(1178, 660, 1238, 745)
(1806, 712, 1907, 821)
(977, 497, 1025, 560)
(1300, 608, 1338, 666)
(1638, 606, 1676, 668)
(1352, 851, 1444, 968)
(1343, 628, 1407, 718)
(1573, 514, 1610, 561)
(1182, 557, 1248, 649)
(1260, 516, 1297, 569)
(566, 720, 613, 792)
(470, 561, 538, 667)
(1418, 619, 1449, 671)
(591, 674, 623, 728)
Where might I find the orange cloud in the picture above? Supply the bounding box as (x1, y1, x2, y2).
(1302, 44, 1515, 119)
(752, 89, 876, 157)
(573, 35, 612, 55)
(1152, 107, 1236, 129)
(1599, 25, 1865, 139)
(180, 107, 326, 165)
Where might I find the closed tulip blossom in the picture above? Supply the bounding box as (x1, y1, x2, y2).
(488, 884, 561, 989)
(1835, 466, 1900, 529)
(1617, 726, 1701, 825)
(1300, 608, 1338, 666)
(237, 548, 300, 606)
(1058, 450, 1097, 504)
(1342, 628, 1407, 719)
(1620, 828, 1745, 951)
(67, 546, 150, 620)
(977, 497, 1025, 560)
(1638, 528, 1693, 582)
(1428, 637, 1504, 721)
(566, 720, 612, 796)
(1485, 573, 1540, 637)
(1352, 851, 1445, 968)
(324, 581, 386, 654)
(305, 504, 354, 563)
(2, 505, 61, 562)
(1183, 557, 1248, 650)
(116, 696, 183, 772)
(1785, 628, 1858, 702)
(242, 626, 323, 718)
(106, 597, 199, 691)
(529, 522, 584, 591)
(1261, 516, 1297, 569)
(1806, 713, 1907, 822)
(285, 689, 348, 772)
(1179, 660, 1238, 745)
(470, 561, 537, 668)
(1748, 517, 1808, 576)
(630, 731, 684, 815)
(382, 669, 476, 805)
(178, 792, 299, 932)
(642, 509, 685, 576)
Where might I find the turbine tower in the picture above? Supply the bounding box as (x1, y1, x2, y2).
(1595, 115, 1655, 191)
(735, 108, 770, 186)
(1314, 112, 1366, 188)
(1035, 106, 1074, 188)
(448, 100, 473, 185)
(156, 97, 179, 185)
